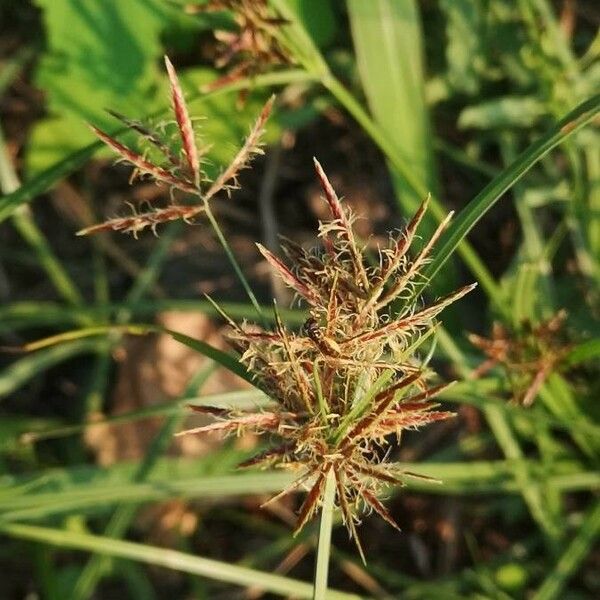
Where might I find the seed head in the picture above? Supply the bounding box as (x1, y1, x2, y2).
(179, 161, 476, 561)
(78, 58, 274, 237)
(469, 310, 570, 406)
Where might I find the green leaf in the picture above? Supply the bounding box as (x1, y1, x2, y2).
(0, 300, 306, 334)
(29, 0, 173, 173)
(1, 457, 595, 523)
(564, 338, 600, 367)
(347, 0, 460, 299)
(285, 0, 337, 48)
(0, 142, 100, 225)
(439, 0, 484, 95)
(459, 96, 546, 129)
(347, 0, 438, 211)
(18, 324, 255, 387)
(0, 523, 363, 600)
(424, 94, 600, 283)
(21, 389, 272, 444)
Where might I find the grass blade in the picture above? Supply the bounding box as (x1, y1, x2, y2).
(532, 501, 600, 600)
(0, 126, 85, 308)
(1, 458, 596, 523)
(424, 94, 600, 282)
(0, 300, 306, 333)
(0, 523, 362, 600)
(15, 324, 254, 386)
(347, 0, 440, 232)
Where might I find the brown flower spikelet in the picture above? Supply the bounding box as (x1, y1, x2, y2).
(190, 0, 291, 98)
(78, 58, 273, 238)
(178, 160, 476, 560)
(469, 310, 570, 406)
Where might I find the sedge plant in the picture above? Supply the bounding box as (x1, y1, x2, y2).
(79, 55, 476, 591)
(2, 3, 599, 597)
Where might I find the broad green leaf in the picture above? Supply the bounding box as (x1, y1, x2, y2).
(347, 0, 439, 213)
(29, 0, 176, 173)
(348, 0, 462, 306)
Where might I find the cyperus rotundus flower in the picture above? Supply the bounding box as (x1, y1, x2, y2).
(177, 161, 476, 560)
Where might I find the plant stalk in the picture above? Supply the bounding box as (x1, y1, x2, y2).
(203, 201, 266, 325)
(313, 468, 336, 600)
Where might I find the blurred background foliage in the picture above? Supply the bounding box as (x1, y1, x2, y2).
(0, 0, 599, 598)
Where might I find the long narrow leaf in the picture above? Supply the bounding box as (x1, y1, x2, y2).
(424, 94, 600, 282)
(0, 523, 362, 600)
(0, 458, 596, 523)
(0, 300, 306, 333)
(347, 0, 441, 245)
(15, 324, 254, 386)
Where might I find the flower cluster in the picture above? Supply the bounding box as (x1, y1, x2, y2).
(84, 54, 476, 561)
(78, 56, 273, 238)
(178, 161, 475, 559)
(188, 0, 290, 96)
(469, 310, 569, 406)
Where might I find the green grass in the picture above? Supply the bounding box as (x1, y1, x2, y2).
(0, 0, 598, 598)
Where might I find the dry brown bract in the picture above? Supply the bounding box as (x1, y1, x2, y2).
(469, 310, 570, 407)
(178, 162, 476, 560)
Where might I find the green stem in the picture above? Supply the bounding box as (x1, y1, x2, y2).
(313, 468, 336, 600)
(532, 501, 600, 600)
(0, 124, 85, 308)
(204, 202, 266, 324)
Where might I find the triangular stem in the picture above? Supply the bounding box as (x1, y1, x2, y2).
(312, 468, 336, 600)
